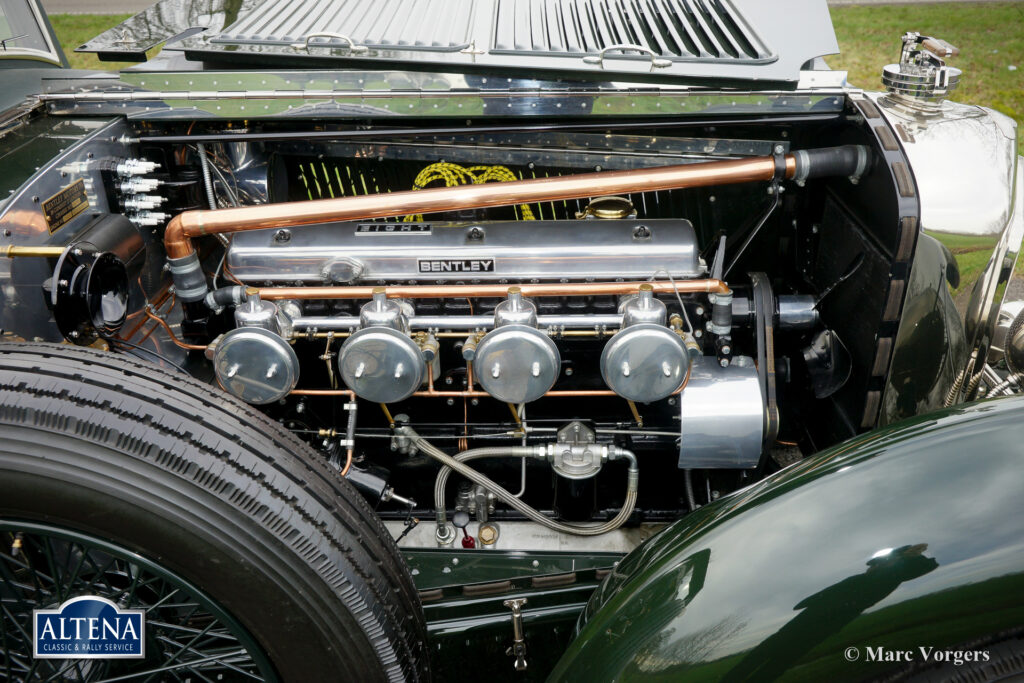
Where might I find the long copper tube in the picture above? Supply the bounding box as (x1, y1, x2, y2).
(260, 278, 730, 301)
(165, 154, 796, 258)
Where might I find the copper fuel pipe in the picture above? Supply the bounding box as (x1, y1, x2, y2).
(163, 153, 797, 259)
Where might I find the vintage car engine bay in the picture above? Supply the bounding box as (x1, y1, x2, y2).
(0, 105, 916, 553)
(6, 0, 1024, 677)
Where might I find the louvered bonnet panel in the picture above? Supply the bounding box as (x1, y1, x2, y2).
(212, 0, 477, 51)
(491, 0, 772, 62)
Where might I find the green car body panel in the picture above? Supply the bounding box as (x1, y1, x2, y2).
(551, 397, 1024, 681)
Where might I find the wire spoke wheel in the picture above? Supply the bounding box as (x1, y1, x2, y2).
(1, 521, 277, 683)
(0, 343, 428, 682)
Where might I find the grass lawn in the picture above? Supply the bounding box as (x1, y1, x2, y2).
(828, 2, 1024, 155)
(48, 13, 132, 71)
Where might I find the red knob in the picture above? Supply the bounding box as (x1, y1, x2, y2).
(461, 534, 476, 549)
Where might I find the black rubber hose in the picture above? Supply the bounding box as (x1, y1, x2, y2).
(205, 285, 249, 310)
(793, 145, 871, 183)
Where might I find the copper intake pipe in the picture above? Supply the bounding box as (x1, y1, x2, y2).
(164, 154, 797, 259)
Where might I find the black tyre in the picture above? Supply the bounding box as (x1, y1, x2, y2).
(0, 342, 428, 682)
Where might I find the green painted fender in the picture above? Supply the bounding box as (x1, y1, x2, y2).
(550, 397, 1024, 682)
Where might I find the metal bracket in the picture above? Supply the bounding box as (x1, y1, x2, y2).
(459, 40, 485, 56)
(503, 598, 528, 671)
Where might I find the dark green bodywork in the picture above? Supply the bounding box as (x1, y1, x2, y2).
(550, 397, 1024, 681)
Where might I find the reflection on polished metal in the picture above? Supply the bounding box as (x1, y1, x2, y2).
(882, 32, 961, 111)
(777, 295, 819, 330)
(339, 327, 426, 403)
(234, 293, 280, 332)
(259, 278, 731, 301)
(164, 153, 798, 258)
(577, 196, 636, 220)
(474, 289, 560, 404)
(213, 327, 300, 405)
(602, 285, 689, 403)
(678, 356, 763, 469)
(873, 87, 1022, 418)
(339, 289, 426, 403)
(601, 324, 688, 403)
(226, 218, 701, 284)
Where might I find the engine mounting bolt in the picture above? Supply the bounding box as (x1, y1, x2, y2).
(446, 398, 454, 406)
(721, 345, 732, 355)
(471, 399, 479, 406)
(274, 229, 291, 243)
(445, 376, 453, 385)
(632, 225, 651, 240)
(565, 367, 573, 376)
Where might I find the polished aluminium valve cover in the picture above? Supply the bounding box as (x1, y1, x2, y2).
(226, 219, 701, 283)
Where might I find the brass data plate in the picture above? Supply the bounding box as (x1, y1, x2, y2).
(42, 179, 89, 234)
